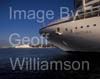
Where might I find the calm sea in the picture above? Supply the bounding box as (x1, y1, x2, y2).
(0, 48, 100, 79)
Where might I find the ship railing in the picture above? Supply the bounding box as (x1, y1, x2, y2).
(74, 5, 100, 20)
(86, 0, 100, 7)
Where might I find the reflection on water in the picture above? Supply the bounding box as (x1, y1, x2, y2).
(0, 48, 100, 79)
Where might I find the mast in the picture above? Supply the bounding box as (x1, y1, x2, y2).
(82, 0, 86, 18)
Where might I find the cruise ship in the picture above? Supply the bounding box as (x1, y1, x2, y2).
(39, 0, 100, 52)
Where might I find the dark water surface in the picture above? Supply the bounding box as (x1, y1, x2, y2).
(0, 48, 100, 79)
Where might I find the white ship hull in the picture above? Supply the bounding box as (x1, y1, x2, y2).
(40, 16, 100, 51)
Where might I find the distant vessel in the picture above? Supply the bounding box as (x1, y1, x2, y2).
(39, 0, 100, 52)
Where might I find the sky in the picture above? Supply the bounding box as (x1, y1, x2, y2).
(0, 0, 74, 46)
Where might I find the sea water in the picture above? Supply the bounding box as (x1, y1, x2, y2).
(0, 48, 100, 79)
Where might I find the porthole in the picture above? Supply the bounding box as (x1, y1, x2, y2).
(81, 26, 83, 28)
(65, 28, 68, 31)
(87, 25, 90, 28)
(93, 24, 96, 26)
(75, 27, 78, 29)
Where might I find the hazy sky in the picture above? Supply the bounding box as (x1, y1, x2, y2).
(0, 0, 74, 46)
